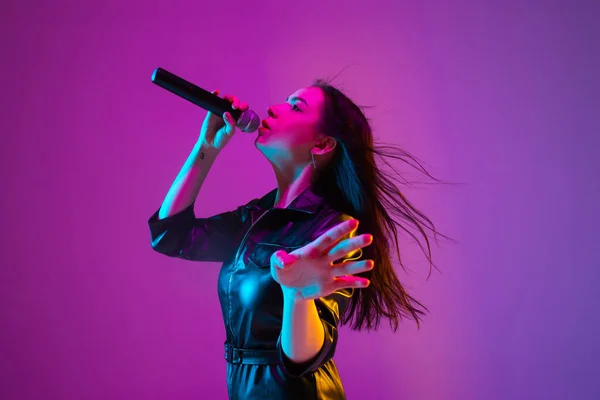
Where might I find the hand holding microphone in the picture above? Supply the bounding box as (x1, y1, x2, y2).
(200, 89, 248, 149)
(151, 67, 260, 150)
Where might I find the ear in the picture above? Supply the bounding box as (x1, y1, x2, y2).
(312, 136, 337, 155)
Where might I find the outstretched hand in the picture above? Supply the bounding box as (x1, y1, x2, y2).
(270, 219, 374, 301)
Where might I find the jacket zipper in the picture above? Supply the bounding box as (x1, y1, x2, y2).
(227, 209, 270, 339)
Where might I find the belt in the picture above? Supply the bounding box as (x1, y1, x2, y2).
(224, 343, 281, 365)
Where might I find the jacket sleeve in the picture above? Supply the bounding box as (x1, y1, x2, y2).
(148, 201, 254, 263)
(276, 212, 363, 377)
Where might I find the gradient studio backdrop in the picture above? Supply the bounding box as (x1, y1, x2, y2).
(1, 0, 599, 399)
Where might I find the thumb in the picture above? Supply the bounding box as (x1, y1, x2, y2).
(223, 112, 235, 129)
(273, 250, 298, 269)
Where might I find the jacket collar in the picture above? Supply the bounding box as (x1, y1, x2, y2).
(256, 185, 325, 215)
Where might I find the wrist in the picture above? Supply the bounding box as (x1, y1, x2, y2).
(281, 286, 309, 304)
(195, 142, 220, 159)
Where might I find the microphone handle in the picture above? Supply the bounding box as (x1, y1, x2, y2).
(151, 67, 242, 120)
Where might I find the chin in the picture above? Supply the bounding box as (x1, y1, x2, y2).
(254, 134, 267, 148)
(255, 130, 280, 147)
(254, 138, 287, 163)
(254, 136, 272, 157)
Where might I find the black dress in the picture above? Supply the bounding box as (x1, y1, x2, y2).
(148, 186, 361, 399)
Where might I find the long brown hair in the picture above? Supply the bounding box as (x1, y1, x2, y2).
(311, 79, 453, 331)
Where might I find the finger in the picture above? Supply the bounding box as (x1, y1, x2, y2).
(223, 95, 239, 109)
(310, 219, 359, 254)
(333, 259, 374, 276)
(225, 111, 238, 123)
(327, 234, 373, 261)
(222, 113, 237, 135)
(270, 250, 284, 269)
(222, 112, 232, 126)
(333, 275, 370, 290)
(239, 101, 249, 111)
(271, 250, 297, 269)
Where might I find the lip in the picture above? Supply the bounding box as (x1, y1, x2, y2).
(261, 119, 271, 129)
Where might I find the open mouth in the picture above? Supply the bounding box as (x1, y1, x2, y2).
(261, 119, 270, 129)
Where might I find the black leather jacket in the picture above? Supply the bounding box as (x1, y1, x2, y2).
(148, 186, 358, 399)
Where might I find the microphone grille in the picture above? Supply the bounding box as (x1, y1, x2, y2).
(236, 110, 260, 133)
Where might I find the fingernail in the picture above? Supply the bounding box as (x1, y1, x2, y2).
(276, 256, 285, 267)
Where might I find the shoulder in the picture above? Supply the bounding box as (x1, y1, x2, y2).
(308, 204, 356, 241)
(309, 202, 362, 261)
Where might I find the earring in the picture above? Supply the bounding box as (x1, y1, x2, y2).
(310, 152, 317, 170)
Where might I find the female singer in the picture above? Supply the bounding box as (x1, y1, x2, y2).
(148, 80, 441, 399)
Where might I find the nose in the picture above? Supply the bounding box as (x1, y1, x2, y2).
(267, 106, 275, 118)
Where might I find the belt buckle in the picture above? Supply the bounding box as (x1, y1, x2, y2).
(232, 348, 242, 364)
(225, 344, 243, 364)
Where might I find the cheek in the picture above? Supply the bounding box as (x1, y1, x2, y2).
(259, 119, 320, 155)
(269, 127, 315, 147)
(287, 130, 315, 147)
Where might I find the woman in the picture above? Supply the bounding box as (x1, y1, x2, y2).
(148, 81, 441, 399)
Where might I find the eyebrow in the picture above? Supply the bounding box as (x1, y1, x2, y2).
(285, 96, 309, 107)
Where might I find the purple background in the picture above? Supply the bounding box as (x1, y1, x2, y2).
(2, 0, 599, 399)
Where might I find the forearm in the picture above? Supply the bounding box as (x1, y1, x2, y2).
(158, 141, 220, 219)
(280, 290, 325, 363)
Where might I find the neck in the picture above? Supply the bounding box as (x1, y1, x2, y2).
(272, 163, 315, 208)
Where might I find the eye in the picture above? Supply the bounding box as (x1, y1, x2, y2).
(291, 103, 301, 111)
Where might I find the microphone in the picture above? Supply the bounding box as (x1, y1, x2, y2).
(151, 67, 260, 133)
